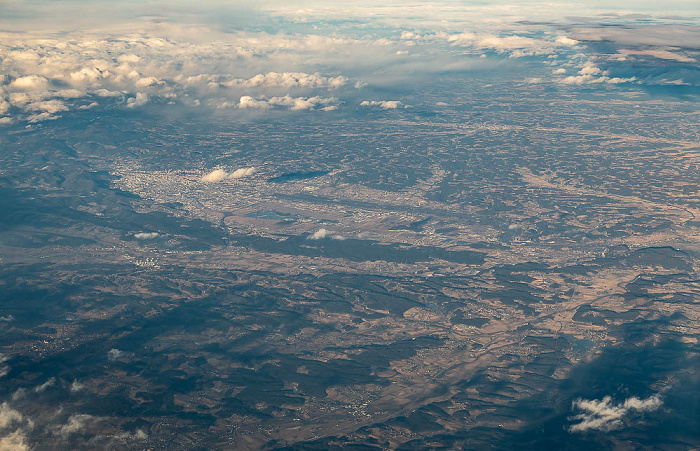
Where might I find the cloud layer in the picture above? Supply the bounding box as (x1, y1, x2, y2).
(0, 1, 696, 126)
(0, 34, 356, 123)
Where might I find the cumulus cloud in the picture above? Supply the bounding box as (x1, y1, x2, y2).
(26, 100, 68, 114)
(229, 167, 255, 179)
(237, 95, 338, 111)
(559, 74, 637, 85)
(241, 72, 348, 89)
(0, 429, 29, 451)
(134, 232, 160, 240)
(8, 75, 48, 91)
(555, 36, 579, 46)
(94, 89, 122, 97)
(53, 89, 86, 99)
(126, 92, 149, 108)
(201, 167, 256, 182)
(0, 33, 360, 124)
(556, 61, 637, 85)
(0, 403, 23, 429)
(53, 414, 94, 438)
(201, 168, 229, 182)
(477, 35, 541, 52)
(0, 381, 140, 450)
(579, 63, 602, 76)
(309, 229, 345, 240)
(360, 100, 405, 109)
(569, 394, 662, 433)
(438, 31, 582, 57)
(309, 228, 329, 240)
(0, 399, 31, 450)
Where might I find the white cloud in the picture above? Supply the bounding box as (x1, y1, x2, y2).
(0, 32, 361, 124)
(117, 54, 140, 64)
(552, 68, 567, 75)
(238, 95, 338, 111)
(242, 72, 348, 89)
(134, 76, 163, 88)
(26, 100, 68, 114)
(439, 31, 578, 57)
(569, 394, 662, 433)
(53, 414, 94, 438)
(126, 92, 148, 108)
(34, 378, 56, 393)
(229, 167, 255, 179)
(477, 35, 541, 52)
(0, 403, 23, 429)
(309, 228, 329, 240)
(559, 74, 636, 85)
(134, 232, 160, 240)
(8, 92, 38, 107)
(94, 89, 122, 97)
(78, 102, 99, 110)
(53, 89, 86, 99)
(555, 36, 579, 46)
(0, 429, 29, 451)
(237, 95, 272, 110)
(605, 76, 637, 84)
(360, 100, 405, 109)
(579, 63, 602, 76)
(0, 355, 8, 377)
(8, 75, 48, 91)
(201, 169, 229, 183)
(556, 62, 636, 85)
(309, 229, 346, 240)
(201, 167, 256, 182)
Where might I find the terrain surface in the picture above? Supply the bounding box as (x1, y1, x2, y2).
(0, 1, 699, 449)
